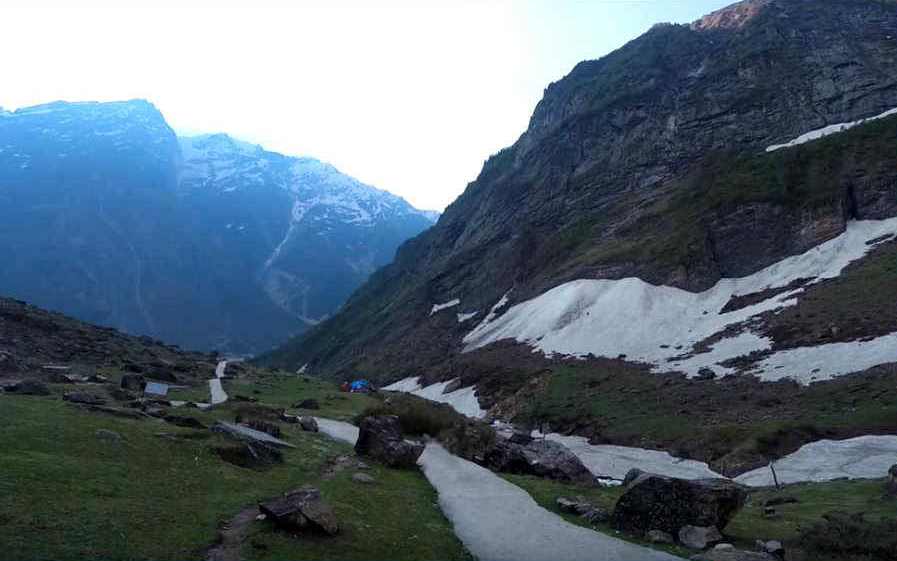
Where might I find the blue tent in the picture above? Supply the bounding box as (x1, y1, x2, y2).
(349, 379, 371, 392)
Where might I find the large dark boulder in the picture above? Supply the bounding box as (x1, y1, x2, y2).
(485, 438, 595, 484)
(5, 379, 50, 395)
(611, 473, 747, 536)
(259, 486, 339, 535)
(354, 415, 423, 469)
(120, 373, 146, 392)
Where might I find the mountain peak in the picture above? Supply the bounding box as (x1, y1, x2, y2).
(691, 0, 772, 31)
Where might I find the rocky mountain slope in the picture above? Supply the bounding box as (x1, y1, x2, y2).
(0, 101, 435, 354)
(261, 0, 897, 470)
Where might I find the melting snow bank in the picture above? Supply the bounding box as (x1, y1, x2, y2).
(312, 417, 679, 561)
(463, 218, 897, 382)
(209, 360, 229, 404)
(383, 376, 486, 418)
(419, 442, 680, 561)
(430, 299, 460, 315)
(734, 435, 897, 486)
(766, 106, 897, 152)
(538, 432, 722, 481)
(315, 417, 360, 444)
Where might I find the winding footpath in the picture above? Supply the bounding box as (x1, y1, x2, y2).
(314, 418, 680, 561)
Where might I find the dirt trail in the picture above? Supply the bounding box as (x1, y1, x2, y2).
(205, 506, 258, 561)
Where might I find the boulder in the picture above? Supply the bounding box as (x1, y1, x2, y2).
(299, 416, 319, 432)
(294, 399, 320, 410)
(163, 415, 206, 429)
(6, 379, 51, 395)
(556, 496, 597, 517)
(690, 549, 777, 561)
(757, 539, 784, 557)
(582, 507, 611, 525)
(886, 464, 897, 498)
(352, 473, 376, 484)
(63, 391, 106, 405)
(354, 415, 423, 469)
(679, 525, 723, 549)
(442, 378, 462, 394)
(508, 430, 534, 445)
(611, 473, 747, 536)
(646, 529, 675, 544)
(485, 438, 595, 484)
(623, 468, 646, 487)
(258, 486, 339, 535)
(695, 368, 717, 381)
(108, 387, 136, 402)
(120, 373, 146, 392)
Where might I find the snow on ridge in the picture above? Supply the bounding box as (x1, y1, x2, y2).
(384, 376, 486, 418)
(462, 218, 897, 383)
(766, 106, 897, 152)
(430, 299, 460, 316)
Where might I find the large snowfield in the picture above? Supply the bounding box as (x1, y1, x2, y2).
(462, 218, 897, 383)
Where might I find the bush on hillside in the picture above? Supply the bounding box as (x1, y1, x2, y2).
(789, 511, 897, 561)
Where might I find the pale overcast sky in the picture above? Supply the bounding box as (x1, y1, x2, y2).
(2, 0, 732, 210)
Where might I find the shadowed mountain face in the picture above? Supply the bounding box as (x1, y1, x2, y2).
(260, 0, 897, 379)
(0, 101, 435, 355)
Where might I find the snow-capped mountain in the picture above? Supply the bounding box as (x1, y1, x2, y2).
(0, 100, 436, 354)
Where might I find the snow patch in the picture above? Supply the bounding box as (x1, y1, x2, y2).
(457, 311, 479, 323)
(734, 435, 897, 486)
(766, 107, 897, 152)
(430, 299, 460, 316)
(384, 376, 486, 418)
(537, 432, 723, 481)
(463, 219, 897, 383)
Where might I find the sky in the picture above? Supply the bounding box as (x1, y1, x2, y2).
(1, 0, 733, 211)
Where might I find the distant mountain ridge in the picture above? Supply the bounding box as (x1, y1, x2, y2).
(0, 99, 436, 354)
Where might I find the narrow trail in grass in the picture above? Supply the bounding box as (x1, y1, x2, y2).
(205, 505, 257, 561)
(315, 418, 682, 561)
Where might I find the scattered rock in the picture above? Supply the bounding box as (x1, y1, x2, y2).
(508, 430, 534, 445)
(352, 473, 376, 484)
(679, 525, 723, 550)
(696, 368, 717, 381)
(294, 399, 320, 410)
(280, 413, 299, 424)
(163, 415, 206, 429)
(0, 351, 20, 373)
(245, 419, 281, 438)
(611, 473, 747, 536)
(623, 468, 646, 487)
(232, 394, 258, 403)
(556, 496, 582, 514)
(762, 506, 778, 519)
(258, 486, 339, 535)
(63, 391, 106, 405)
(442, 378, 462, 394)
(690, 549, 777, 561)
(646, 529, 675, 544)
(84, 405, 145, 419)
(5, 379, 51, 395)
(714, 543, 735, 550)
(582, 507, 611, 525)
(108, 387, 136, 402)
(88, 374, 109, 384)
(95, 429, 122, 442)
(757, 539, 784, 557)
(886, 464, 897, 498)
(356, 460, 370, 470)
(299, 416, 319, 432)
(354, 415, 424, 469)
(763, 496, 798, 507)
(120, 373, 146, 392)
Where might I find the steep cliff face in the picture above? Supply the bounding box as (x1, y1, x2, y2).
(0, 102, 435, 354)
(262, 0, 897, 379)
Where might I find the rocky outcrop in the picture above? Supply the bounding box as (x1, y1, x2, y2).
(120, 374, 146, 392)
(354, 415, 424, 469)
(611, 473, 747, 536)
(485, 438, 595, 484)
(258, 486, 339, 535)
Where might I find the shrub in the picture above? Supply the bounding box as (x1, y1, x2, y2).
(791, 511, 897, 561)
